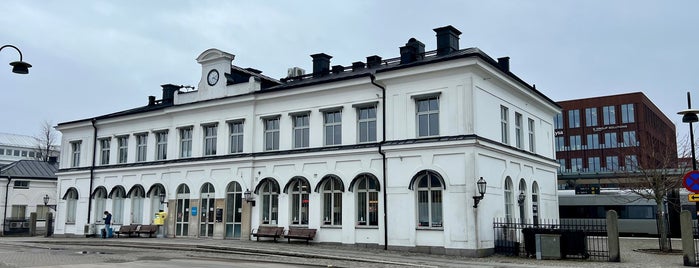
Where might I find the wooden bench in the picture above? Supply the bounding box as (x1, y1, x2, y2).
(251, 226, 284, 242)
(285, 228, 316, 244)
(136, 225, 159, 238)
(114, 225, 136, 238)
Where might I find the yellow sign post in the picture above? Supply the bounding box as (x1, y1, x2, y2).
(688, 194, 699, 202)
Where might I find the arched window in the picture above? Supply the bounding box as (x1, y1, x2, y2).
(287, 177, 309, 225)
(518, 179, 527, 223)
(257, 178, 279, 225)
(504, 177, 513, 221)
(200, 182, 215, 237)
(129, 185, 145, 224)
(148, 184, 166, 220)
(321, 176, 343, 226)
(175, 184, 190, 236)
(63, 188, 79, 223)
(532, 181, 540, 225)
(353, 174, 380, 226)
(110, 186, 126, 224)
(92, 187, 107, 224)
(225, 181, 243, 238)
(414, 170, 444, 228)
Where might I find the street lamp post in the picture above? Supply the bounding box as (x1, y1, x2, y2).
(0, 45, 32, 74)
(678, 92, 699, 219)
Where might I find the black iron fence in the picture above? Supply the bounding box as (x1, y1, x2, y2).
(493, 218, 610, 261)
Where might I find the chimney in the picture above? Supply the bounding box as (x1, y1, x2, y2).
(148, 96, 156, 106)
(311, 53, 332, 77)
(434, 25, 462, 56)
(332, 65, 344, 74)
(352, 62, 365, 71)
(48, 156, 58, 165)
(497, 57, 510, 72)
(400, 38, 425, 64)
(366, 55, 382, 68)
(161, 84, 180, 105)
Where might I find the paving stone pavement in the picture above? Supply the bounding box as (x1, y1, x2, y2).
(0, 236, 691, 267)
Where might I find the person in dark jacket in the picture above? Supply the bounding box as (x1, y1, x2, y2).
(102, 211, 112, 238)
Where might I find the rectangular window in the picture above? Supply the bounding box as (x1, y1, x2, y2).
(13, 181, 29, 189)
(603, 132, 618, 148)
(5, 149, 11, 155)
(622, 131, 637, 147)
(229, 121, 244, 153)
(357, 106, 377, 143)
(588, 157, 601, 172)
(621, 104, 635, 123)
(179, 127, 192, 158)
(553, 113, 563, 129)
(570, 158, 583, 172)
(586, 134, 600, 149)
(555, 136, 565, 152)
(501, 106, 509, 144)
(324, 111, 342, 145)
(155, 131, 168, 160)
(117, 136, 128, 163)
(557, 159, 566, 173)
(625, 155, 638, 171)
(99, 138, 110, 165)
(203, 125, 218, 156)
(605, 156, 619, 171)
(528, 118, 535, 153)
(21, 151, 27, 157)
(70, 141, 82, 167)
(0, 149, 4, 155)
(135, 134, 148, 162)
(585, 107, 598, 127)
(603, 106, 616, 125)
(28, 151, 34, 158)
(13, 150, 19, 156)
(515, 113, 523, 149)
(293, 114, 310, 148)
(11, 205, 26, 219)
(264, 117, 280, 151)
(569, 135, 581, 150)
(568, 109, 580, 128)
(417, 97, 439, 137)
(36, 205, 49, 220)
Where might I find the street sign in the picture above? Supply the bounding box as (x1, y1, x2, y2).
(689, 194, 699, 202)
(683, 170, 699, 193)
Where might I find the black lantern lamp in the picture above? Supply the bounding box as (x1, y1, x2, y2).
(679, 107, 699, 171)
(1, 45, 32, 74)
(244, 189, 256, 206)
(472, 177, 487, 208)
(43, 194, 56, 210)
(159, 192, 166, 204)
(518, 191, 526, 205)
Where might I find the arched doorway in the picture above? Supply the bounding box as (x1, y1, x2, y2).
(200, 182, 215, 237)
(225, 181, 243, 239)
(175, 184, 190, 237)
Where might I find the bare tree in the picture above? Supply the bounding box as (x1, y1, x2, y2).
(34, 120, 59, 162)
(616, 133, 688, 252)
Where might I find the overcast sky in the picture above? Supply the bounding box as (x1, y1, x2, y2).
(1, 1, 697, 144)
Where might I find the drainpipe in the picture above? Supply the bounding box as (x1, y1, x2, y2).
(369, 74, 388, 250)
(3, 175, 11, 236)
(87, 118, 98, 223)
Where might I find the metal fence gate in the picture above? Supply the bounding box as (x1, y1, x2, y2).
(494, 218, 611, 261)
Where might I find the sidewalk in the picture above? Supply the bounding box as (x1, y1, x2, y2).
(1, 236, 690, 267)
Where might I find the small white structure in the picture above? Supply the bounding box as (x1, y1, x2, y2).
(55, 25, 560, 256)
(0, 160, 58, 235)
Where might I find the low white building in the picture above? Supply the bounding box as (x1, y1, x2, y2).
(55, 25, 560, 256)
(0, 160, 58, 235)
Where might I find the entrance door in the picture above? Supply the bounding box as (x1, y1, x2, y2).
(200, 182, 215, 237)
(225, 182, 243, 239)
(175, 184, 190, 237)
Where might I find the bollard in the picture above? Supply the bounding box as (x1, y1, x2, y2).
(681, 210, 696, 266)
(606, 210, 620, 262)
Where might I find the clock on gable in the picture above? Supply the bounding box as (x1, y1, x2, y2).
(207, 69, 219, 86)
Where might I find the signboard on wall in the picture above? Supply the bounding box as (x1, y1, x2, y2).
(191, 206, 198, 216)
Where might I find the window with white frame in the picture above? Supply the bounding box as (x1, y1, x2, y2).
(555, 136, 565, 152)
(528, 118, 535, 153)
(99, 138, 110, 165)
(292, 114, 310, 148)
(415, 171, 443, 228)
(532, 182, 540, 225)
(557, 159, 566, 173)
(260, 180, 279, 225)
(504, 177, 513, 221)
(65, 188, 78, 223)
(70, 141, 82, 167)
(93, 188, 107, 223)
(155, 131, 168, 160)
(357, 106, 377, 143)
(621, 103, 635, 123)
(135, 134, 148, 162)
(289, 177, 309, 225)
(585, 107, 598, 127)
(179, 127, 192, 158)
(324, 111, 342, 145)
(501, 106, 509, 144)
(117, 136, 128, 164)
(264, 117, 280, 151)
(322, 176, 343, 226)
(603, 132, 618, 148)
(36, 205, 50, 220)
(228, 121, 244, 153)
(515, 113, 523, 149)
(112, 187, 125, 224)
(570, 158, 583, 172)
(586, 134, 600, 149)
(11, 205, 26, 218)
(588, 157, 601, 172)
(605, 156, 619, 171)
(13, 180, 29, 189)
(622, 131, 637, 147)
(569, 135, 581, 150)
(416, 97, 439, 137)
(203, 124, 218, 156)
(355, 174, 379, 226)
(568, 109, 580, 128)
(130, 187, 144, 224)
(603, 105, 616, 125)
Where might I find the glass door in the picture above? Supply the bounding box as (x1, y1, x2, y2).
(175, 184, 190, 237)
(225, 182, 243, 239)
(200, 183, 215, 237)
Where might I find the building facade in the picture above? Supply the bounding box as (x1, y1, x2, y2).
(0, 160, 58, 235)
(55, 26, 560, 256)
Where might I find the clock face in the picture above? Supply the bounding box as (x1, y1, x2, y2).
(207, 69, 219, 86)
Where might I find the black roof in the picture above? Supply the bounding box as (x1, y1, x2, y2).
(0, 160, 58, 180)
(58, 46, 559, 127)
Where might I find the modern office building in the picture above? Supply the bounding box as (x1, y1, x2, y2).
(0, 133, 60, 165)
(54, 25, 560, 256)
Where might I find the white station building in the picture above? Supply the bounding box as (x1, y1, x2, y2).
(55, 25, 560, 256)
